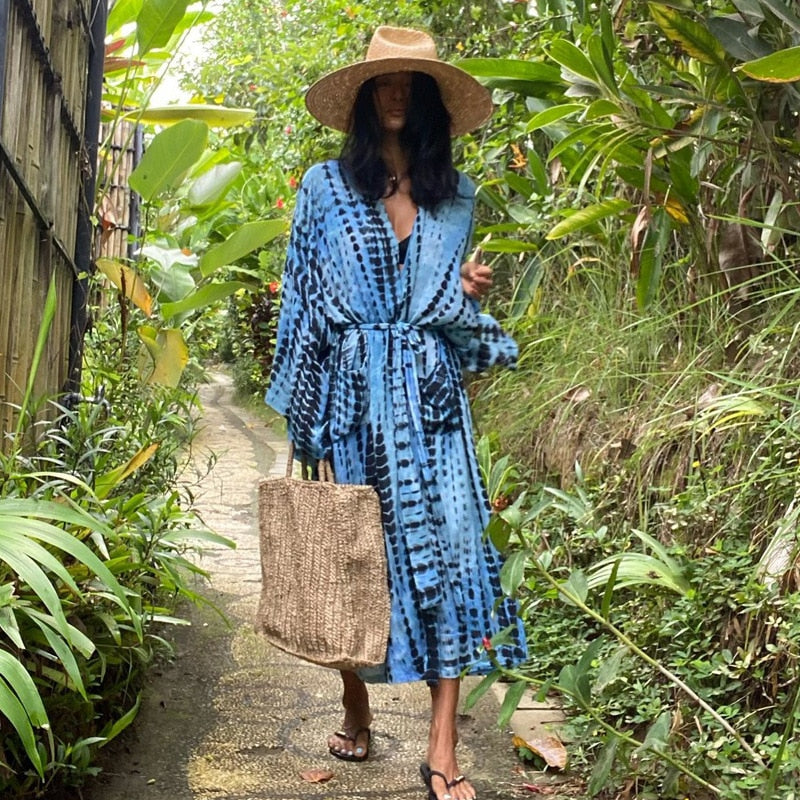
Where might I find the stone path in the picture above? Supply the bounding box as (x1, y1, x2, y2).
(83, 372, 569, 800)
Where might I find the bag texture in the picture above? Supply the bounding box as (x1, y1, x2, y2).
(255, 448, 390, 670)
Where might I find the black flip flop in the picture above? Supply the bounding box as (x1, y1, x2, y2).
(420, 762, 475, 800)
(328, 727, 371, 762)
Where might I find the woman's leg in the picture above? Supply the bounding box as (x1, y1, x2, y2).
(327, 670, 373, 760)
(426, 678, 476, 800)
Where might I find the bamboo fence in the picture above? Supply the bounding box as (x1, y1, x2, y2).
(98, 119, 142, 262)
(0, 0, 94, 445)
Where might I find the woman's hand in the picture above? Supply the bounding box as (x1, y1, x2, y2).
(460, 260, 493, 301)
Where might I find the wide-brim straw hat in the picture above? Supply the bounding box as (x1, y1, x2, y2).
(305, 26, 493, 136)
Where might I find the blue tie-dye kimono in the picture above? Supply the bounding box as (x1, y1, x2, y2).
(266, 159, 527, 683)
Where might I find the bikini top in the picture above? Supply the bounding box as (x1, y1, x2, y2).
(398, 234, 411, 265)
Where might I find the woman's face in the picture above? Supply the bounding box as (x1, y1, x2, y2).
(372, 72, 412, 133)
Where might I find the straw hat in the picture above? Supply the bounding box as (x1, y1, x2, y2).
(305, 26, 493, 136)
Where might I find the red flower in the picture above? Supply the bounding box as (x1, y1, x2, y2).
(275, 197, 285, 209)
(482, 636, 493, 651)
(492, 494, 510, 511)
(288, 175, 298, 189)
(284, 125, 292, 135)
(248, 82, 257, 91)
(269, 281, 280, 294)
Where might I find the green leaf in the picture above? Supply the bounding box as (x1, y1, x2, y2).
(137, 326, 189, 387)
(738, 45, 800, 83)
(586, 528, 691, 596)
(150, 263, 195, 302)
(600, 557, 621, 619)
(576, 636, 605, 681)
(758, 0, 800, 33)
(199, 219, 287, 277)
(585, 99, 623, 120)
(557, 664, 577, 698)
(129, 119, 208, 202)
(509, 255, 543, 320)
(638, 710, 672, 754)
(546, 199, 631, 239)
(482, 238, 539, 253)
(136, 0, 191, 55)
(160, 281, 251, 320)
(549, 39, 599, 83)
(503, 171, 534, 199)
(0, 650, 48, 727)
(107, 0, 142, 34)
(588, 735, 619, 796)
(0, 539, 71, 637)
(33, 621, 89, 699)
(636, 207, 672, 310)
(499, 550, 528, 596)
(134, 105, 255, 128)
(507, 204, 539, 225)
(486, 515, 512, 553)
(526, 103, 584, 132)
(527, 150, 549, 195)
(706, 17, 772, 61)
(0, 606, 23, 649)
(458, 57, 561, 84)
(1, 527, 82, 595)
(560, 569, 589, 606)
(594, 646, 629, 694)
(498, 680, 528, 728)
(24, 607, 94, 658)
(187, 162, 243, 206)
(95, 443, 160, 500)
(99, 693, 142, 745)
(160, 525, 236, 549)
(588, 35, 618, 94)
(15, 272, 57, 440)
(0, 675, 45, 777)
(0, 499, 140, 635)
(463, 670, 501, 711)
(476, 185, 508, 214)
(649, 3, 726, 64)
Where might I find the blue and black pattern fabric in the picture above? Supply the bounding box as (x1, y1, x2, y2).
(266, 160, 528, 683)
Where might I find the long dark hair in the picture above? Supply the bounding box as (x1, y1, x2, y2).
(339, 72, 458, 210)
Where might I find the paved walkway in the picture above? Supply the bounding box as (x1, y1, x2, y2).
(84, 372, 565, 800)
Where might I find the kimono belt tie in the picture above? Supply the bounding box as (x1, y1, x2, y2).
(338, 321, 445, 611)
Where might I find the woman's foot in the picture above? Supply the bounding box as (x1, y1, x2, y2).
(328, 726, 371, 761)
(328, 670, 373, 762)
(423, 746, 476, 800)
(425, 678, 476, 800)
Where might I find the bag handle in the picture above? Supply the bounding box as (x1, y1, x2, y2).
(286, 441, 335, 483)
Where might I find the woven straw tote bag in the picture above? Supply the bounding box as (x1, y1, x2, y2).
(255, 444, 390, 670)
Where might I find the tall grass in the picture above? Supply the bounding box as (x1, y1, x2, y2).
(471, 219, 800, 798)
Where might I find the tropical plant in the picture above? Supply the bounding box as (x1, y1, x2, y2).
(106, 2, 800, 797)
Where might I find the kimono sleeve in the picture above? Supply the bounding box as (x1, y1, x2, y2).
(264, 170, 332, 459)
(448, 307, 519, 373)
(442, 176, 519, 373)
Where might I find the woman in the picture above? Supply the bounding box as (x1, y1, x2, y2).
(266, 26, 528, 800)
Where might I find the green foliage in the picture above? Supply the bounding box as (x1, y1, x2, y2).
(120, 2, 800, 798)
(0, 293, 233, 795)
(0, 2, 249, 794)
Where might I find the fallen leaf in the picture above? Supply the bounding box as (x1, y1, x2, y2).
(522, 784, 556, 794)
(513, 734, 568, 770)
(300, 768, 334, 783)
